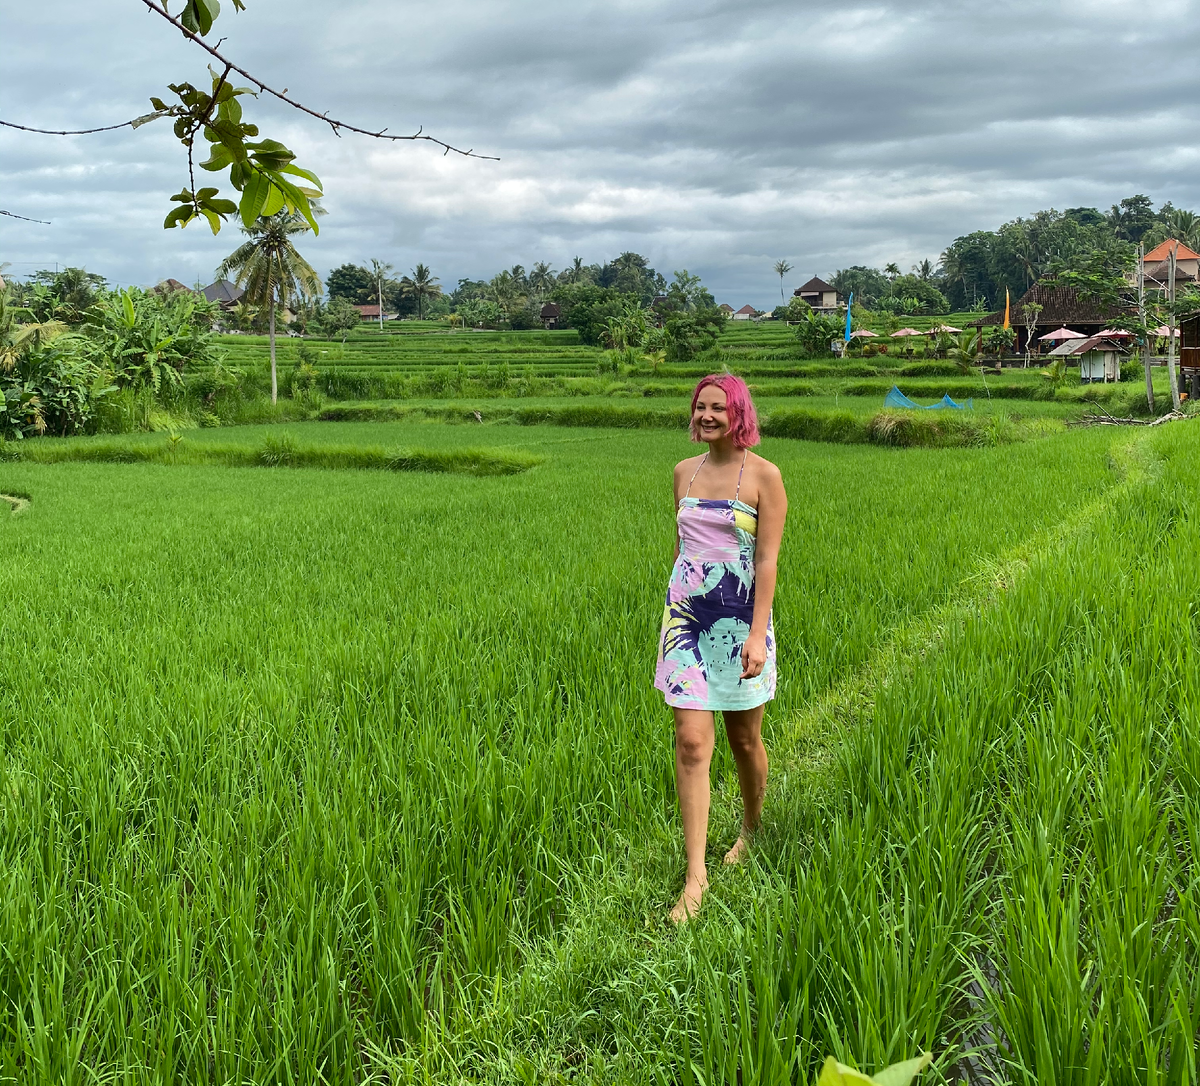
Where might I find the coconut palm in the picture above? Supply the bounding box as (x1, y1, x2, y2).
(773, 259, 793, 304)
(216, 209, 323, 403)
(368, 258, 394, 332)
(562, 256, 586, 284)
(885, 262, 901, 280)
(402, 264, 442, 320)
(529, 261, 556, 302)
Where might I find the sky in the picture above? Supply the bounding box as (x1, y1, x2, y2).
(3, 0, 1200, 309)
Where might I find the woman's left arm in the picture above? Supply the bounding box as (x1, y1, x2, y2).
(742, 462, 787, 679)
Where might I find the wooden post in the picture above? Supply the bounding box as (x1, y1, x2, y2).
(1139, 242, 1154, 412)
(1169, 243, 1181, 411)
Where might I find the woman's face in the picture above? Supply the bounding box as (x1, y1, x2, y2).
(693, 385, 730, 443)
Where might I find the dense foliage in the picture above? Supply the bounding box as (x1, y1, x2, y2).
(827, 194, 1200, 316)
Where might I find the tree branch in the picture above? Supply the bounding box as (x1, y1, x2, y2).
(138, 0, 498, 160)
(0, 209, 51, 224)
(0, 117, 161, 135)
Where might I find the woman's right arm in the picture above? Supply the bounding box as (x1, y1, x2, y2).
(672, 460, 687, 560)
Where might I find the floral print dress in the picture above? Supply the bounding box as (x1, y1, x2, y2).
(654, 453, 777, 711)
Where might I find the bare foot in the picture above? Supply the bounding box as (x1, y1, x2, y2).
(723, 834, 751, 865)
(669, 875, 708, 924)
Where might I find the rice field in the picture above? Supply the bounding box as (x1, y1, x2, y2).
(2, 418, 1199, 1082)
(209, 322, 1175, 435)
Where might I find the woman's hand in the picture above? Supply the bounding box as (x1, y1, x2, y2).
(741, 631, 768, 679)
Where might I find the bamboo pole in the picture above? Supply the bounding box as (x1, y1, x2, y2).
(1169, 243, 1181, 411)
(1139, 241, 1154, 412)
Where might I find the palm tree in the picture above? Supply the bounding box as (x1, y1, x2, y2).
(402, 264, 442, 320)
(773, 259, 793, 304)
(368, 258, 394, 332)
(913, 259, 934, 281)
(217, 209, 323, 403)
(562, 256, 586, 284)
(885, 262, 901, 280)
(529, 262, 556, 302)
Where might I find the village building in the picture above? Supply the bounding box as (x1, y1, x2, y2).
(1175, 310, 1200, 398)
(201, 279, 245, 310)
(155, 278, 194, 295)
(1047, 332, 1132, 384)
(972, 283, 1130, 355)
(718, 303, 734, 317)
(1141, 239, 1200, 292)
(354, 304, 384, 320)
(540, 302, 561, 329)
(792, 276, 843, 313)
(732, 304, 758, 321)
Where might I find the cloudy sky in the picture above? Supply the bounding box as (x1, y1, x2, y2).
(3, 0, 1200, 308)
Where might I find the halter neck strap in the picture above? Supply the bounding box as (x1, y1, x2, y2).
(682, 450, 748, 501)
(684, 453, 707, 498)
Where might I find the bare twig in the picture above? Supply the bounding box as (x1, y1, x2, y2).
(137, 0, 498, 160)
(0, 117, 158, 135)
(0, 208, 51, 224)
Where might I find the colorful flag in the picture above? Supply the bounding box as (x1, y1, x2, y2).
(844, 292, 854, 342)
(1003, 288, 1011, 330)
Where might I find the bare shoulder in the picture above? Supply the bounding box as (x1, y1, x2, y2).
(746, 451, 784, 486)
(674, 454, 705, 478)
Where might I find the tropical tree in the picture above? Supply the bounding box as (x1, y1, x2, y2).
(885, 262, 901, 280)
(794, 309, 844, 356)
(367, 258, 394, 332)
(528, 262, 556, 302)
(487, 270, 523, 323)
(773, 259, 793, 304)
(913, 259, 934, 281)
(402, 264, 443, 320)
(561, 257, 587, 284)
(216, 209, 323, 402)
(321, 297, 362, 344)
(948, 331, 982, 373)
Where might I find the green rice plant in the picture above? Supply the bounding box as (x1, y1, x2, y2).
(2, 419, 1198, 1081)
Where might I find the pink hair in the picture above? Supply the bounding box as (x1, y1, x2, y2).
(689, 374, 760, 449)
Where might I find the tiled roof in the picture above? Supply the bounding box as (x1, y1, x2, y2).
(540, 302, 561, 317)
(795, 276, 836, 294)
(1144, 239, 1200, 263)
(972, 284, 1128, 328)
(736, 304, 758, 314)
(355, 304, 382, 317)
(201, 279, 244, 304)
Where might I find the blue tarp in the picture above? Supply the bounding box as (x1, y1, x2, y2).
(884, 385, 973, 410)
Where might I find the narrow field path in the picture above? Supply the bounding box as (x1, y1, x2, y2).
(769, 428, 1158, 792)
(1, 493, 30, 514)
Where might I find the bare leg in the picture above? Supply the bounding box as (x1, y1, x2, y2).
(722, 705, 768, 864)
(670, 708, 715, 922)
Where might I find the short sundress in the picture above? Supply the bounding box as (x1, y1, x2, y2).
(654, 451, 777, 711)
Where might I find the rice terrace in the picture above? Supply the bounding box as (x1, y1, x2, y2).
(5, 2, 1200, 1084)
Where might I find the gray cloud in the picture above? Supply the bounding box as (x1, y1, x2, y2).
(3, 0, 1200, 307)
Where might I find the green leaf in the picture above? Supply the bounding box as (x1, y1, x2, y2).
(260, 183, 286, 218)
(869, 1054, 932, 1086)
(239, 170, 270, 227)
(199, 144, 235, 172)
(164, 206, 194, 229)
(817, 1057, 875, 1086)
(280, 163, 323, 191)
(200, 209, 222, 234)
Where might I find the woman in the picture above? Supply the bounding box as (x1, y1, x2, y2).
(654, 374, 787, 922)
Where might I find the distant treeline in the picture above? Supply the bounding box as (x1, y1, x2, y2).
(834, 194, 1200, 314)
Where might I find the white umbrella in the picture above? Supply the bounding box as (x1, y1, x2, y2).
(1038, 327, 1086, 341)
(890, 328, 923, 337)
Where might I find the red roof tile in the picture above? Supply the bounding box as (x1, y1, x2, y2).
(1144, 239, 1200, 263)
